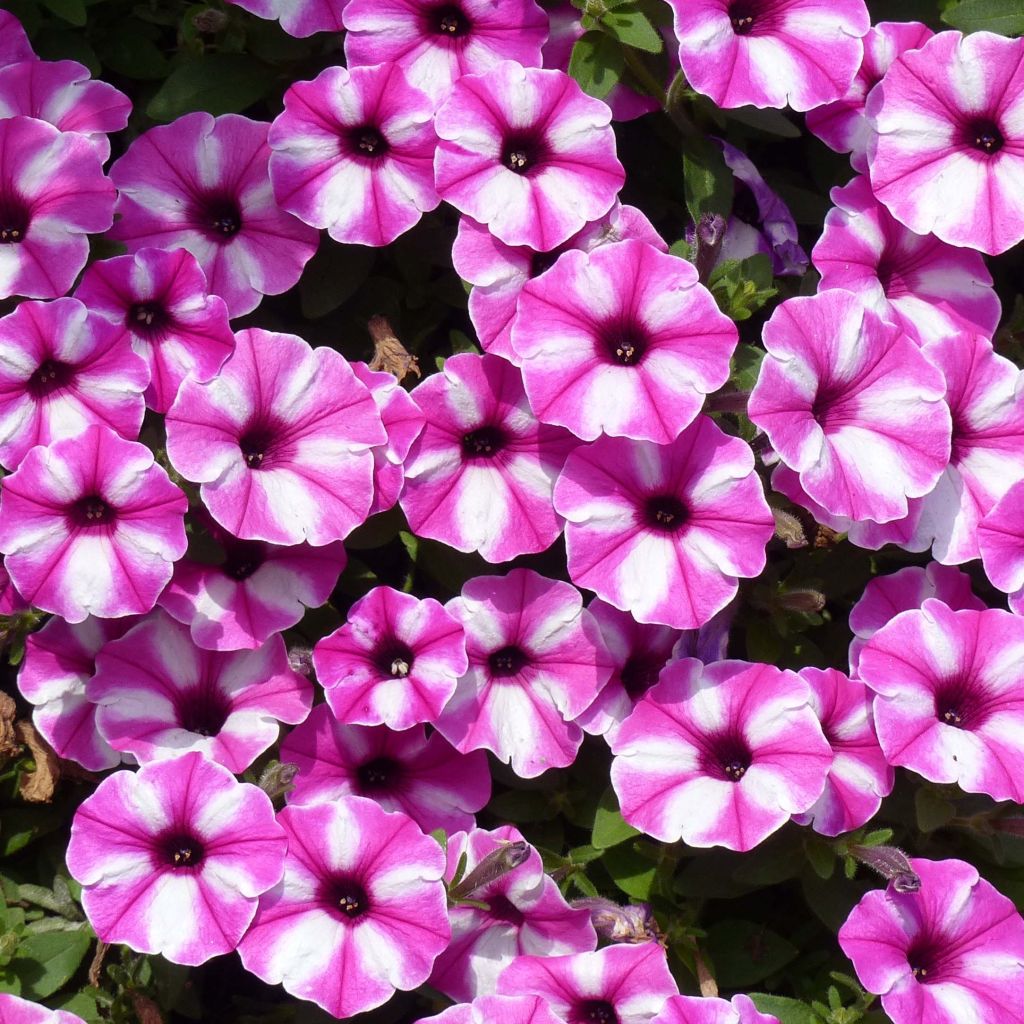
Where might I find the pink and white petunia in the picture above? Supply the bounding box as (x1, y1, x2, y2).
(848, 563, 984, 675)
(452, 202, 666, 358)
(654, 994, 781, 1024)
(0, 297, 148, 470)
(812, 176, 1001, 348)
(979, 480, 1024, 615)
(807, 21, 933, 172)
(0, 558, 26, 616)
(435, 569, 612, 778)
(67, 752, 287, 966)
(0, 994, 87, 1024)
(237, 797, 451, 1019)
(669, 0, 870, 112)
(610, 660, 832, 851)
(89, 609, 312, 772)
(400, 353, 576, 563)
(17, 616, 135, 771)
(0, 12, 34, 68)
(554, 421, 774, 630)
(159, 517, 346, 651)
(430, 825, 597, 1001)
(75, 247, 235, 415)
(0, 59, 130, 161)
(353, 362, 426, 516)
(269, 62, 439, 247)
(108, 113, 319, 316)
(281, 705, 491, 835)
(510, 240, 737, 443)
(166, 327, 386, 546)
(314, 585, 467, 729)
(749, 290, 951, 524)
(226, 0, 347, 37)
(0, 425, 187, 623)
(791, 668, 893, 837)
(497, 943, 679, 1024)
(0, 116, 115, 301)
(434, 62, 625, 251)
(343, 0, 548, 103)
(867, 30, 1024, 256)
(417, 994, 565, 1024)
(839, 858, 1024, 1024)
(858, 600, 1024, 804)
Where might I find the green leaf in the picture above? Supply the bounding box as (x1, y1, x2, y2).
(942, 0, 1024, 35)
(705, 920, 799, 988)
(571, 872, 599, 897)
(56, 991, 104, 1023)
(0, 807, 63, 857)
(96, 27, 170, 80)
(592, 787, 640, 849)
(603, 842, 657, 900)
(299, 242, 376, 319)
(683, 141, 733, 224)
(804, 839, 836, 880)
(10, 928, 91, 999)
(601, 2, 662, 52)
(39, 0, 86, 26)
(915, 786, 956, 833)
(146, 54, 275, 121)
(724, 104, 801, 138)
(731, 342, 765, 391)
(747, 994, 817, 1024)
(569, 30, 625, 100)
(709, 254, 777, 321)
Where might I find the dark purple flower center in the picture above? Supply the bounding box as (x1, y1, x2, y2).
(160, 832, 205, 870)
(643, 494, 688, 533)
(177, 687, 231, 737)
(431, 3, 471, 37)
(620, 654, 664, 698)
(0, 193, 29, 244)
(732, 181, 762, 228)
(502, 134, 544, 176)
(702, 730, 753, 782)
(728, 2, 757, 34)
(810, 380, 857, 433)
(374, 639, 416, 679)
(197, 193, 243, 241)
(599, 320, 649, 366)
(966, 118, 1004, 156)
(933, 675, 992, 730)
(573, 1001, 620, 1024)
(357, 755, 400, 793)
(27, 359, 75, 398)
(323, 876, 370, 921)
(222, 539, 266, 581)
(128, 301, 170, 337)
(68, 495, 115, 529)
(486, 893, 525, 926)
(462, 425, 506, 459)
(349, 125, 389, 160)
(239, 425, 277, 470)
(906, 934, 957, 984)
(489, 645, 528, 678)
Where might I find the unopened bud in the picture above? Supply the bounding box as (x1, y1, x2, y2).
(258, 761, 299, 802)
(772, 507, 807, 549)
(572, 897, 662, 944)
(192, 8, 229, 33)
(778, 588, 826, 614)
(449, 841, 530, 900)
(287, 644, 314, 678)
(849, 844, 921, 894)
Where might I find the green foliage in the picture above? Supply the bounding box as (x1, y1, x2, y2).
(146, 53, 276, 121)
(942, 0, 1024, 34)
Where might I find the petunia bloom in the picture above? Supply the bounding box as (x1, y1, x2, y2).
(434, 61, 625, 251)
(269, 62, 439, 247)
(67, 752, 287, 965)
(75, 247, 235, 414)
(610, 660, 832, 851)
(89, 609, 312, 772)
(510, 239, 737, 443)
(867, 30, 1024, 256)
(0, 297, 148, 470)
(858, 600, 1024, 804)
(226, 0, 347, 37)
(0, 12, 34, 67)
(166, 327, 386, 546)
(838, 858, 1024, 1024)
(0, 994, 86, 1024)
(654, 994, 781, 1024)
(669, 0, 870, 112)
(108, 112, 319, 316)
(0, 425, 187, 623)
(435, 569, 612, 778)
(979, 479, 1024, 615)
(0, 115, 115, 301)
(417, 995, 565, 1024)
(237, 797, 451, 1019)
(554, 420, 774, 630)
(749, 290, 950, 524)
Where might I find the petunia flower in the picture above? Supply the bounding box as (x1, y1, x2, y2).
(417, 994, 566, 1024)
(610, 659, 832, 851)
(281, 705, 491, 835)
(838, 857, 1024, 1024)
(867, 30, 1024, 256)
(225, 0, 347, 37)
(0, 115, 115, 301)
(0, 59, 130, 161)
(237, 797, 451, 1019)
(0, 425, 187, 623)
(979, 479, 1024, 615)
(67, 752, 287, 966)
(554, 421, 774, 630)
(0, 558, 26, 616)
(314, 585, 467, 729)
(166, 327, 386, 546)
(0, 994, 87, 1024)
(748, 290, 951, 524)
(668, 0, 870, 111)
(434, 61, 625, 251)
(858, 600, 1024, 804)
(0, 12, 34, 67)
(269, 62, 439, 247)
(75, 247, 235, 415)
(400, 353, 576, 563)
(89, 609, 312, 773)
(343, 0, 548, 103)
(812, 176, 1001, 347)
(654, 993, 781, 1024)
(435, 568, 612, 778)
(108, 112, 319, 316)
(0, 297, 148, 470)
(431, 826, 597, 1002)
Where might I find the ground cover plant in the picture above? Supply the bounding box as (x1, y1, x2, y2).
(1, 0, 1024, 1022)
